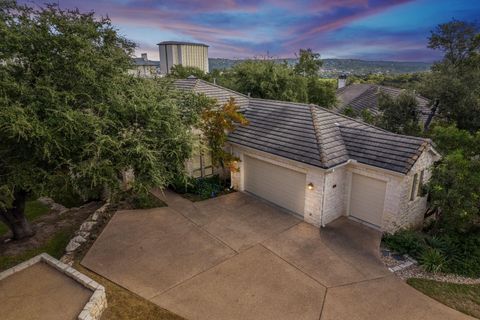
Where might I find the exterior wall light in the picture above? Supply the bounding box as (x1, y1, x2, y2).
(307, 183, 314, 190)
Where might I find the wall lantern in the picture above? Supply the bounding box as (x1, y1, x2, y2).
(307, 183, 314, 190)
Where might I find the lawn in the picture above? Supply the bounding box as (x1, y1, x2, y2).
(0, 200, 50, 236)
(0, 229, 72, 271)
(407, 278, 480, 318)
(75, 263, 184, 320)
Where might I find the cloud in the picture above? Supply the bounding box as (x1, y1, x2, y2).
(18, 0, 480, 61)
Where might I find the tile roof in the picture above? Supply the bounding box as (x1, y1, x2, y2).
(174, 78, 431, 174)
(173, 78, 250, 112)
(335, 84, 433, 124)
(228, 98, 430, 174)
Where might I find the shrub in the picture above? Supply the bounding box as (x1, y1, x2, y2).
(383, 230, 426, 259)
(420, 248, 446, 273)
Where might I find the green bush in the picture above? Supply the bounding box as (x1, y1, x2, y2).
(130, 192, 166, 209)
(383, 230, 426, 259)
(420, 248, 446, 273)
(171, 175, 231, 201)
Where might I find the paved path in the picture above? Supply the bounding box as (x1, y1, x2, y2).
(82, 190, 473, 320)
(0, 262, 91, 320)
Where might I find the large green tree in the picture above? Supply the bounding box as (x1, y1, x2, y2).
(376, 91, 422, 135)
(421, 20, 480, 132)
(216, 50, 336, 108)
(0, 1, 209, 239)
(427, 125, 480, 232)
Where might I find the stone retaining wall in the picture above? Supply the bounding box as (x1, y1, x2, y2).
(0, 253, 107, 320)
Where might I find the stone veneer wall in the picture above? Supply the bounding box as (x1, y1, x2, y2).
(0, 253, 107, 320)
(394, 148, 438, 232)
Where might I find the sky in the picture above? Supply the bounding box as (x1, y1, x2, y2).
(20, 0, 480, 62)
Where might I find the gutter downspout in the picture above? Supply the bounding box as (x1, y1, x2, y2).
(320, 172, 327, 228)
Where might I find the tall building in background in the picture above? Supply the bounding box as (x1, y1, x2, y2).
(157, 41, 209, 74)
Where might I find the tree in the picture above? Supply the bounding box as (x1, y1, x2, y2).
(422, 20, 480, 132)
(0, 2, 210, 239)
(294, 48, 322, 77)
(215, 58, 336, 108)
(200, 97, 249, 172)
(168, 64, 211, 81)
(376, 91, 421, 135)
(427, 125, 480, 232)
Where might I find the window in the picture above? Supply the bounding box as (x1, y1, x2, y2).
(417, 170, 425, 196)
(191, 151, 213, 178)
(410, 173, 418, 201)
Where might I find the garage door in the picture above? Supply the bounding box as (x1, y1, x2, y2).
(349, 173, 386, 227)
(244, 156, 306, 216)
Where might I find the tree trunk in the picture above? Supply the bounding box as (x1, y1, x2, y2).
(0, 190, 35, 240)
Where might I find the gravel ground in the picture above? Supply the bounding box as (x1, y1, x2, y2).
(381, 249, 480, 285)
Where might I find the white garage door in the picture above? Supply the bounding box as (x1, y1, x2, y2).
(349, 173, 387, 227)
(244, 156, 306, 216)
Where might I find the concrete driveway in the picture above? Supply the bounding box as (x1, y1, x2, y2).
(82, 191, 473, 320)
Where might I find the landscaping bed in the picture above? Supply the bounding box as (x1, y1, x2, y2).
(171, 175, 234, 202)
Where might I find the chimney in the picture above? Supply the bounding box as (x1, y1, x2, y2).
(141, 53, 148, 61)
(338, 74, 347, 89)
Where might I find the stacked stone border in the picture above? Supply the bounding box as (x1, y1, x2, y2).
(0, 253, 107, 320)
(61, 202, 110, 266)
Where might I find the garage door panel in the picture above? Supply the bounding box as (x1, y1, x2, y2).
(350, 174, 386, 227)
(244, 156, 305, 216)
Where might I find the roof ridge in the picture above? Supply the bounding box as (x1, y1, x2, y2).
(196, 79, 250, 99)
(309, 105, 328, 167)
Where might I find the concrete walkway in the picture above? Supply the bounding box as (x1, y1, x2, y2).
(0, 262, 91, 320)
(82, 190, 473, 320)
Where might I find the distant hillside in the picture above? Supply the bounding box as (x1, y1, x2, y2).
(209, 58, 432, 76)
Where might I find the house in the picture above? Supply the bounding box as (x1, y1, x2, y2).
(335, 83, 433, 126)
(129, 53, 160, 78)
(174, 77, 441, 233)
(158, 41, 209, 75)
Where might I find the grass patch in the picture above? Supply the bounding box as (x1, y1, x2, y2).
(0, 229, 73, 271)
(407, 278, 480, 318)
(75, 263, 184, 320)
(0, 200, 50, 236)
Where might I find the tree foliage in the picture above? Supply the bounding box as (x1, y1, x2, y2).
(376, 91, 422, 135)
(0, 1, 209, 238)
(427, 125, 480, 232)
(168, 64, 211, 81)
(294, 48, 322, 77)
(421, 20, 480, 132)
(200, 97, 249, 172)
(216, 49, 336, 108)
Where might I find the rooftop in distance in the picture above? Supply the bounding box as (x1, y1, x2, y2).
(157, 41, 209, 47)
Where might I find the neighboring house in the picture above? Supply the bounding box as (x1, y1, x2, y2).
(129, 53, 160, 78)
(174, 77, 441, 233)
(158, 41, 209, 75)
(335, 84, 433, 125)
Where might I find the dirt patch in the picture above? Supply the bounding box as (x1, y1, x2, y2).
(0, 202, 102, 257)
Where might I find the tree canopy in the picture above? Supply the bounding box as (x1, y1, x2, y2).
(421, 20, 480, 132)
(376, 91, 422, 135)
(0, 1, 211, 239)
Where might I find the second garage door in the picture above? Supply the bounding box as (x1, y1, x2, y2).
(244, 155, 306, 216)
(349, 173, 387, 227)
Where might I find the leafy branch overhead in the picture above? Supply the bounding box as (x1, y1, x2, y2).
(200, 97, 249, 172)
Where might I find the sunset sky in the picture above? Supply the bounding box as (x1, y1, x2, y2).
(20, 0, 480, 61)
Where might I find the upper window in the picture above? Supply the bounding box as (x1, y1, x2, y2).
(410, 173, 418, 201)
(417, 170, 425, 196)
